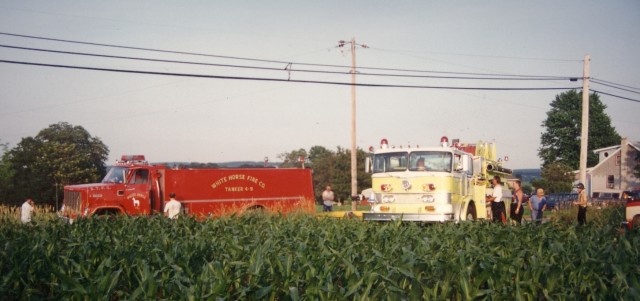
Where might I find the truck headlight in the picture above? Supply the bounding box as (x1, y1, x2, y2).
(382, 195, 396, 203)
(421, 195, 435, 203)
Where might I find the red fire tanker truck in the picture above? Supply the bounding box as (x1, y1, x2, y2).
(62, 155, 315, 219)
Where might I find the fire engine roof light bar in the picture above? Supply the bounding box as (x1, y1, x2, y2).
(120, 155, 147, 163)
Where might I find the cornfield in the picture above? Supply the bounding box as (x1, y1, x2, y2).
(1, 206, 638, 300)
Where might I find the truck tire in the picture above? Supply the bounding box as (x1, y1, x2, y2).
(465, 203, 477, 221)
(633, 215, 640, 230)
(246, 205, 265, 211)
(94, 208, 122, 217)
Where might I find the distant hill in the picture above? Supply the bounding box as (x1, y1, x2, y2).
(513, 169, 541, 183)
(155, 161, 281, 168)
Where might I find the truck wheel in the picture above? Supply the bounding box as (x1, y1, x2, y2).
(246, 205, 265, 211)
(466, 203, 477, 221)
(633, 215, 640, 230)
(94, 208, 121, 218)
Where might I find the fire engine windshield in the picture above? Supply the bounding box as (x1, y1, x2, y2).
(102, 166, 127, 184)
(409, 151, 452, 172)
(372, 152, 408, 173)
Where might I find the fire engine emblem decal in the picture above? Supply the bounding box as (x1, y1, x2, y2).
(402, 180, 412, 191)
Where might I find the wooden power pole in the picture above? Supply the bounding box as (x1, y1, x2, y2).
(338, 38, 368, 211)
(579, 54, 590, 191)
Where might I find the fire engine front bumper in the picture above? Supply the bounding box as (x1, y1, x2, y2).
(363, 212, 454, 222)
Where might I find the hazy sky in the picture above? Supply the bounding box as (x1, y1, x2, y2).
(1, 1, 638, 169)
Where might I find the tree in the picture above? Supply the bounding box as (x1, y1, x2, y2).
(0, 140, 15, 203)
(279, 146, 372, 203)
(530, 162, 574, 194)
(539, 90, 621, 169)
(4, 122, 109, 206)
(634, 152, 640, 179)
(278, 148, 308, 168)
(308, 146, 334, 199)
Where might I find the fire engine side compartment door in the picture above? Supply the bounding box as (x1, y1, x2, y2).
(124, 168, 152, 215)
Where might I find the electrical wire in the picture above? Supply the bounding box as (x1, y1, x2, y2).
(2, 32, 636, 103)
(370, 47, 583, 62)
(591, 90, 640, 103)
(0, 31, 578, 79)
(0, 59, 581, 91)
(592, 77, 640, 91)
(591, 78, 640, 94)
(0, 44, 577, 81)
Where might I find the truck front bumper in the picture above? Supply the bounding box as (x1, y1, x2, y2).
(363, 212, 454, 222)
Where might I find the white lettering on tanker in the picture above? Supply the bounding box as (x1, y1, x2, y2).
(224, 186, 256, 192)
(211, 174, 266, 191)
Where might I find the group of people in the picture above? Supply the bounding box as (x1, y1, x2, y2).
(487, 175, 588, 225)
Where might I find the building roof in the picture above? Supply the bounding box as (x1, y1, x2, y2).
(592, 140, 640, 154)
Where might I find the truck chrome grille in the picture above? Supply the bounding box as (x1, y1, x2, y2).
(64, 190, 82, 214)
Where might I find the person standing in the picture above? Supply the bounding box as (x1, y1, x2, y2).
(486, 176, 506, 224)
(20, 198, 35, 224)
(510, 180, 524, 224)
(529, 188, 547, 224)
(164, 192, 182, 219)
(322, 185, 335, 212)
(573, 183, 588, 225)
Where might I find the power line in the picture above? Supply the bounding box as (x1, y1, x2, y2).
(591, 78, 640, 94)
(370, 47, 583, 62)
(592, 77, 640, 91)
(0, 31, 578, 79)
(592, 89, 640, 103)
(0, 44, 578, 82)
(0, 59, 581, 91)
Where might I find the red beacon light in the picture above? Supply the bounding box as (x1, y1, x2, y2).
(120, 155, 147, 164)
(380, 138, 389, 149)
(440, 136, 449, 147)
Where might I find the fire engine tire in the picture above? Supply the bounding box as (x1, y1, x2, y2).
(466, 203, 477, 221)
(633, 215, 640, 230)
(247, 205, 265, 211)
(94, 208, 122, 217)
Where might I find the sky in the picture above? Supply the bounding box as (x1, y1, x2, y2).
(0, 0, 638, 169)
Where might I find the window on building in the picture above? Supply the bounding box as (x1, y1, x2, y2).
(607, 175, 614, 189)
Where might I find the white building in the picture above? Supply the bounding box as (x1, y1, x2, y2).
(582, 137, 640, 199)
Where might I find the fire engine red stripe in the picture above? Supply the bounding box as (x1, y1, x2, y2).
(627, 201, 640, 207)
(178, 196, 306, 204)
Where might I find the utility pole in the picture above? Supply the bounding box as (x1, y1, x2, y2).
(579, 54, 590, 191)
(338, 38, 368, 211)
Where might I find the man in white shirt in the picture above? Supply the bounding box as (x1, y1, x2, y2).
(486, 176, 506, 224)
(322, 185, 335, 212)
(164, 193, 182, 219)
(20, 198, 34, 224)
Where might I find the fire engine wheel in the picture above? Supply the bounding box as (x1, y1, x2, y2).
(94, 208, 122, 218)
(633, 215, 640, 229)
(246, 205, 265, 211)
(465, 203, 477, 221)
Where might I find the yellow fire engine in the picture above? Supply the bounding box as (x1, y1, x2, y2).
(364, 137, 513, 222)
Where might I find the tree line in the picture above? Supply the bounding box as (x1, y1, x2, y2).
(0, 90, 634, 207)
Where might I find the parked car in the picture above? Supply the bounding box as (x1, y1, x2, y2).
(545, 192, 577, 211)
